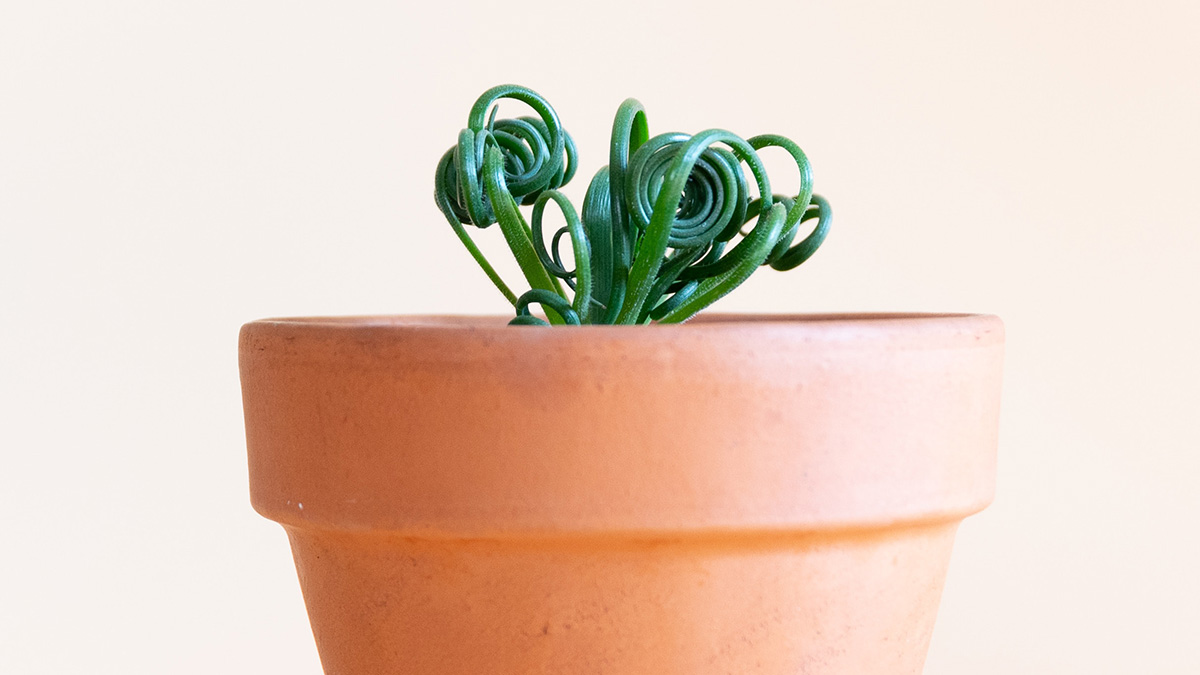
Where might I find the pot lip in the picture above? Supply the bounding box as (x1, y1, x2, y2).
(240, 313, 1004, 354)
(241, 313, 1005, 354)
(243, 312, 1002, 335)
(242, 311, 1004, 533)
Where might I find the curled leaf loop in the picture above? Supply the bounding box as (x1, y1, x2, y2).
(434, 85, 832, 325)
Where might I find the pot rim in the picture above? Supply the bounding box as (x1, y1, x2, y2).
(247, 311, 989, 328)
(241, 311, 1004, 535)
(241, 312, 1004, 350)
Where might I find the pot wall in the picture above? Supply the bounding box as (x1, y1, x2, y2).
(285, 523, 959, 674)
(240, 314, 1004, 674)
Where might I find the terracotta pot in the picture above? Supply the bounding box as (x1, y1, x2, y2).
(240, 313, 1004, 675)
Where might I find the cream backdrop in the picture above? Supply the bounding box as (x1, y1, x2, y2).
(2, 1, 1197, 673)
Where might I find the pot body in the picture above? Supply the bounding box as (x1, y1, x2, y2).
(240, 314, 1004, 675)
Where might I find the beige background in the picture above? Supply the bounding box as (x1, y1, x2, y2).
(2, 1, 1197, 673)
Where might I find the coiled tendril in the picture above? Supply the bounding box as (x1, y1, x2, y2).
(434, 84, 831, 325)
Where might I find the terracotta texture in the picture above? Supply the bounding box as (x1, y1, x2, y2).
(240, 313, 1005, 674)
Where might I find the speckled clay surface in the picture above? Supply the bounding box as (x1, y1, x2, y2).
(240, 313, 1004, 674)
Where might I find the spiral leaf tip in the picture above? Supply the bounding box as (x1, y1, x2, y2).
(433, 85, 831, 325)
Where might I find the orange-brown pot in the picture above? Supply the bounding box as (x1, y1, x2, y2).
(240, 313, 1004, 675)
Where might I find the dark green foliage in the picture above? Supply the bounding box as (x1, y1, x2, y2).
(434, 85, 831, 325)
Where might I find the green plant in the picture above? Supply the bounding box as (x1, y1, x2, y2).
(434, 84, 831, 325)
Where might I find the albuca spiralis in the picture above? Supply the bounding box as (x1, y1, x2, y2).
(434, 84, 831, 325)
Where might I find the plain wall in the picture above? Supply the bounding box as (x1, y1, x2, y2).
(2, 1, 1197, 672)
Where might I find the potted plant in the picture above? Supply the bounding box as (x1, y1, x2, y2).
(240, 85, 1004, 674)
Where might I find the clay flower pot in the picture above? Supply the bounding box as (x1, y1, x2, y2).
(240, 313, 1004, 674)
